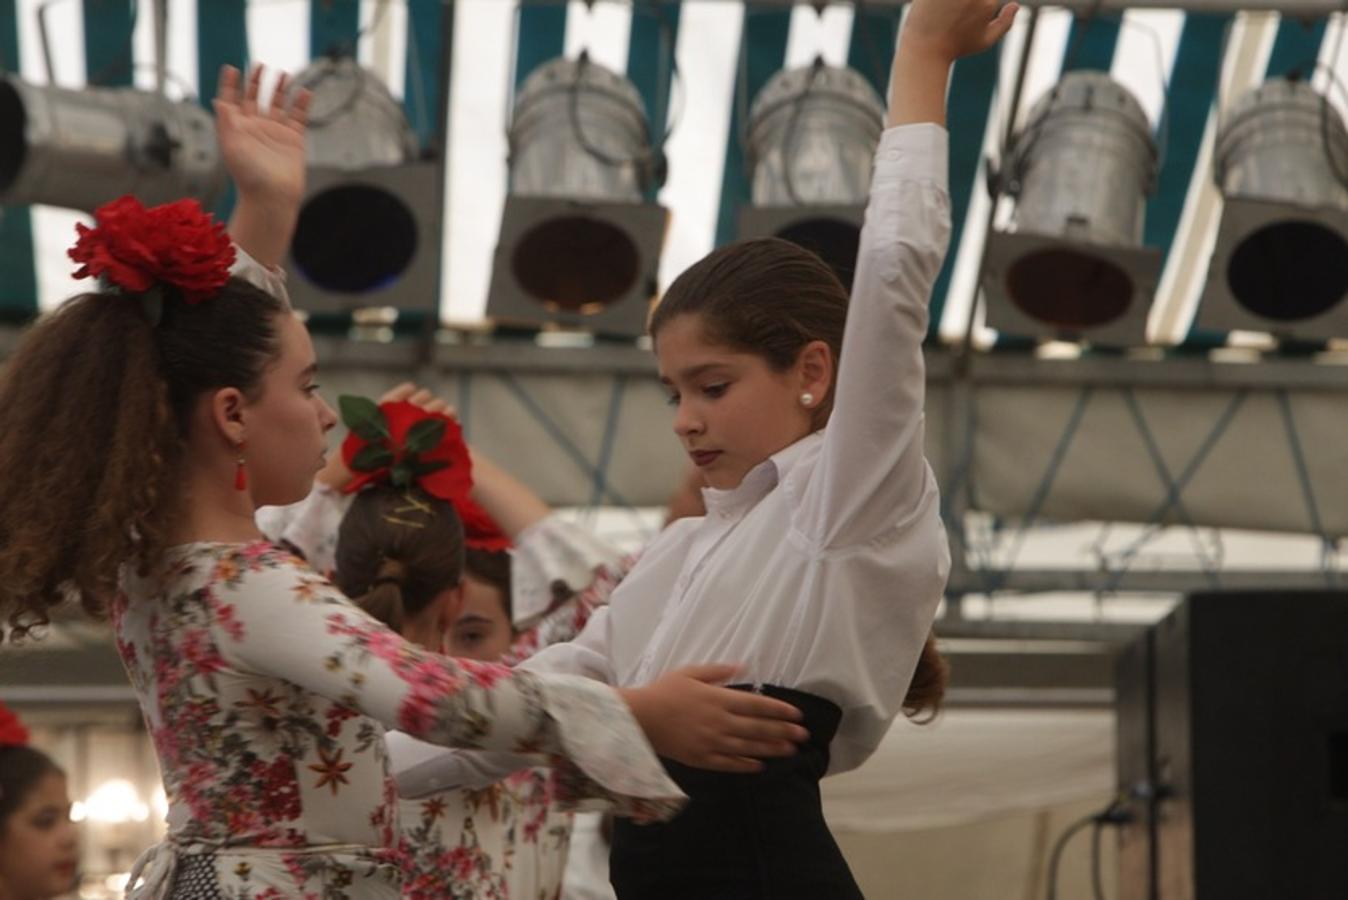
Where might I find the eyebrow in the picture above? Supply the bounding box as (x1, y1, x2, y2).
(659, 362, 730, 385)
(454, 614, 495, 627)
(299, 363, 318, 381)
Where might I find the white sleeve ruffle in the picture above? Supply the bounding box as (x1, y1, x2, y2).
(511, 512, 625, 628)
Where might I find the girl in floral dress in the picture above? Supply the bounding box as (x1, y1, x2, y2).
(262, 389, 638, 900)
(0, 66, 809, 899)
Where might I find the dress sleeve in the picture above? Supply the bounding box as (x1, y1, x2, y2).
(516, 606, 618, 684)
(510, 512, 628, 627)
(230, 244, 291, 306)
(255, 484, 352, 577)
(502, 548, 636, 668)
(791, 124, 951, 551)
(214, 548, 681, 818)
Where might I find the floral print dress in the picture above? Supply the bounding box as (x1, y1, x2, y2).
(395, 524, 636, 900)
(113, 542, 679, 899)
(262, 492, 635, 900)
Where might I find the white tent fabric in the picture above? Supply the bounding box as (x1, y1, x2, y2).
(822, 708, 1115, 833)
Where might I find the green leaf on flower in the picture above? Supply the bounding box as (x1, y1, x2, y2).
(351, 444, 394, 472)
(412, 459, 450, 476)
(404, 418, 447, 455)
(339, 395, 390, 441)
(390, 461, 416, 489)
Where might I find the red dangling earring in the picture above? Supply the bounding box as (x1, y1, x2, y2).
(233, 441, 248, 492)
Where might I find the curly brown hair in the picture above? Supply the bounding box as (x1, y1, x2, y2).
(0, 279, 285, 642)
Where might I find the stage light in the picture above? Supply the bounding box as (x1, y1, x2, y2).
(0, 75, 224, 211)
(81, 779, 149, 825)
(736, 59, 886, 291)
(486, 53, 667, 339)
(1193, 76, 1348, 342)
(981, 71, 1161, 347)
(284, 55, 441, 318)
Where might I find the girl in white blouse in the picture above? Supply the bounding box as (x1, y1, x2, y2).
(518, 1, 1018, 895)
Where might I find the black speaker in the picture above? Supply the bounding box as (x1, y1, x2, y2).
(1117, 592, 1348, 899)
(1115, 627, 1158, 900)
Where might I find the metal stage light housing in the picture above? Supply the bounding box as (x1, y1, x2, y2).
(1194, 77, 1348, 342)
(287, 161, 441, 316)
(737, 61, 885, 291)
(487, 55, 666, 339)
(982, 71, 1161, 347)
(282, 56, 441, 318)
(0, 74, 225, 211)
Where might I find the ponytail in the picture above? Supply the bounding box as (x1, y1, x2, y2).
(0, 277, 284, 641)
(354, 559, 410, 631)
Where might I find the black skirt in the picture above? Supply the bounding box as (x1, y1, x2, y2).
(610, 685, 863, 900)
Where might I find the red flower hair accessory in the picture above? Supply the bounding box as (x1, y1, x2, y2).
(69, 195, 236, 305)
(459, 496, 513, 553)
(339, 397, 514, 551)
(0, 701, 30, 747)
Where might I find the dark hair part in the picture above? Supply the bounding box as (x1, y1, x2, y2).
(0, 745, 63, 826)
(464, 548, 512, 622)
(0, 279, 286, 641)
(334, 486, 466, 633)
(649, 237, 848, 427)
(903, 633, 949, 723)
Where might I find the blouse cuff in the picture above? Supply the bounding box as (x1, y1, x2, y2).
(875, 123, 948, 188)
(532, 672, 684, 822)
(230, 244, 292, 308)
(511, 512, 626, 628)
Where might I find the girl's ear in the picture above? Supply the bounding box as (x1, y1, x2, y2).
(208, 386, 249, 446)
(798, 340, 834, 403)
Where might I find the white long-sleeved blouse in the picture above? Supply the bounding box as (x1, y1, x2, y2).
(523, 124, 953, 775)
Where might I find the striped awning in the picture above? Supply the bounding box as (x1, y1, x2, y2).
(0, 0, 1342, 347)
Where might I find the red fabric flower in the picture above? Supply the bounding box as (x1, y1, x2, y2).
(341, 401, 473, 503)
(0, 701, 30, 747)
(69, 195, 236, 304)
(457, 495, 512, 552)
(340, 399, 515, 549)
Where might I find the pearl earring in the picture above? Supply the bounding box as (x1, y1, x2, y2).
(800, 392, 815, 408)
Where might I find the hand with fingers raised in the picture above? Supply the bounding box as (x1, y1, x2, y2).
(904, 0, 1018, 64)
(888, 0, 1018, 128)
(214, 64, 312, 208)
(620, 665, 810, 774)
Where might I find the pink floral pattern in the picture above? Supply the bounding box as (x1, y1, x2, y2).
(398, 770, 571, 900)
(114, 542, 678, 898)
(397, 554, 633, 899)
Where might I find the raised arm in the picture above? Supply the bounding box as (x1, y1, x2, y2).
(794, 0, 1015, 550)
(216, 65, 309, 269)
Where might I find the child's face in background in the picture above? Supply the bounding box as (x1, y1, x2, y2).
(0, 771, 79, 899)
(656, 313, 822, 491)
(446, 574, 514, 661)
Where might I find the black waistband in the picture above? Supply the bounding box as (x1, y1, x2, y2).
(610, 686, 860, 899)
(662, 684, 841, 791)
